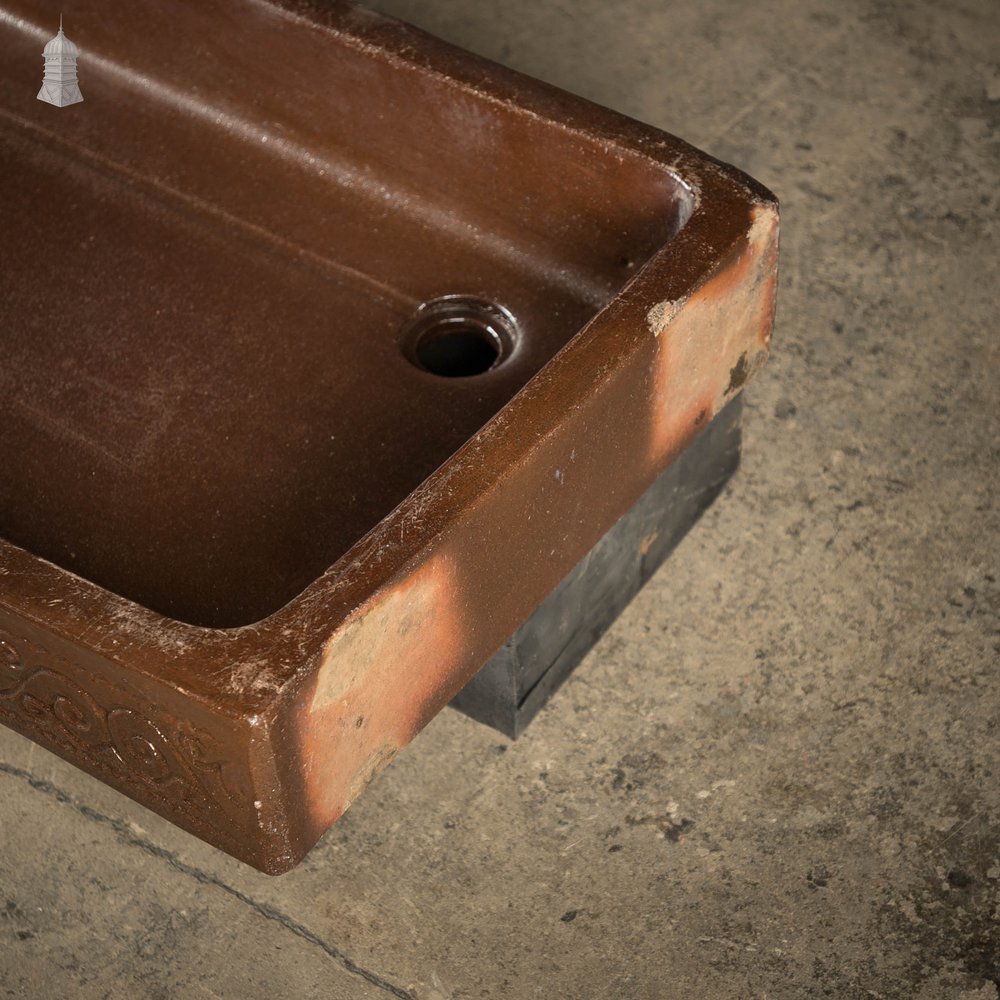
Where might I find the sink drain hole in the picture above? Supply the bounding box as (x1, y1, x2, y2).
(403, 296, 517, 378)
(417, 325, 499, 377)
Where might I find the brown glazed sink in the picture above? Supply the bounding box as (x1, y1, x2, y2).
(0, 0, 778, 872)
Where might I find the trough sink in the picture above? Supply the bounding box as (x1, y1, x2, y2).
(0, 0, 778, 872)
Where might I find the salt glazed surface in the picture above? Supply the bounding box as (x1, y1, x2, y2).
(0, 0, 777, 872)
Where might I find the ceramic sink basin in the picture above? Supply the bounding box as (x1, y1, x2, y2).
(0, 0, 778, 872)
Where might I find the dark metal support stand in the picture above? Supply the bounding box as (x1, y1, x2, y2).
(450, 395, 743, 737)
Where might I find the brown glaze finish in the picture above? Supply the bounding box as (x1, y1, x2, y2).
(0, 0, 778, 871)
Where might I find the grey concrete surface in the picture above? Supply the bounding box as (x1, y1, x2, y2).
(2, 0, 998, 997)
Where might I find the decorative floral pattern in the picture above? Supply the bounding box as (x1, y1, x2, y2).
(0, 625, 251, 833)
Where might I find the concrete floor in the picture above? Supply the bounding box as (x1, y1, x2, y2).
(2, 0, 998, 997)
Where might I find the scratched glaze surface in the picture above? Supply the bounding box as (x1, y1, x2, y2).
(0, 0, 777, 871)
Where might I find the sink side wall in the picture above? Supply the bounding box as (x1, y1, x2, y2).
(0, 0, 691, 304)
(272, 198, 779, 868)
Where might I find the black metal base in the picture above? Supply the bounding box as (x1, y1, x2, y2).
(449, 395, 743, 738)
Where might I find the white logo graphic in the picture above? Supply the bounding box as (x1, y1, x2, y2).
(37, 15, 83, 107)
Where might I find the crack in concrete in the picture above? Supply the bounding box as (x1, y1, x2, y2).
(0, 761, 416, 1000)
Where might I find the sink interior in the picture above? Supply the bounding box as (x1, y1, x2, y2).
(0, 2, 693, 627)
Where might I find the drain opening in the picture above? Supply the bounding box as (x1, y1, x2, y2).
(416, 322, 501, 377)
(403, 296, 517, 378)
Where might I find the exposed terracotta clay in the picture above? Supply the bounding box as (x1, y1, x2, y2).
(0, 0, 778, 872)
